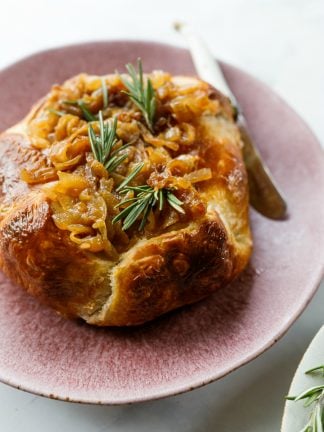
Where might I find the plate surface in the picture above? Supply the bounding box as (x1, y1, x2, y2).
(0, 41, 323, 404)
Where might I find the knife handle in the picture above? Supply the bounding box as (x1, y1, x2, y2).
(174, 22, 237, 102)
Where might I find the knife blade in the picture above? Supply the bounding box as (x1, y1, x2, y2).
(174, 22, 287, 220)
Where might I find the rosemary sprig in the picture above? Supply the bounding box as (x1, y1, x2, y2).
(88, 111, 128, 172)
(306, 366, 324, 377)
(121, 58, 156, 133)
(101, 78, 108, 109)
(286, 365, 324, 432)
(63, 99, 97, 122)
(112, 181, 185, 231)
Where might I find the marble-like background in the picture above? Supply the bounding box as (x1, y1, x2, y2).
(0, 0, 323, 430)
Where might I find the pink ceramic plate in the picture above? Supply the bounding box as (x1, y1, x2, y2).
(0, 41, 323, 405)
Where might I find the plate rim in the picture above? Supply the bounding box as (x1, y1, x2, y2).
(0, 39, 323, 405)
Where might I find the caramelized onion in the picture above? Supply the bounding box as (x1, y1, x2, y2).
(143, 134, 179, 151)
(22, 72, 219, 254)
(53, 171, 89, 196)
(184, 168, 212, 183)
(21, 166, 58, 184)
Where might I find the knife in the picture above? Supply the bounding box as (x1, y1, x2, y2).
(174, 22, 287, 220)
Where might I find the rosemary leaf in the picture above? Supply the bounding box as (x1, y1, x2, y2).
(315, 403, 323, 432)
(88, 111, 129, 174)
(294, 386, 324, 402)
(158, 189, 164, 211)
(112, 200, 140, 224)
(122, 198, 150, 231)
(114, 197, 139, 208)
(304, 391, 322, 407)
(120, 185, 151, 193)
(121, 58, 156, 132)
(287, 365, 324, 432)
(109, 139, 135, 158)
(113, 184, 185, 231)
(106, 154, 128, 172)
(101, 78, 108, 109)
(116, 162, 145, 192)
(79, 101, 97, 122)
(88, 125, 100, 161)
(306, 366, 324, 376)
(63, 99, 97, 122)
(166, 192, 185, 214)
(139, 197, 154, 231)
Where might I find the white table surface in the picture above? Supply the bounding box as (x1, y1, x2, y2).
(0, 0, 323, 431)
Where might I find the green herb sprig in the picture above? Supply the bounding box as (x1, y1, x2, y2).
(286, 365, 324, 431)
(306, 366, 324, 376)
(88, 111, 128, 172)
(57, 80, 108, 121)
(101, 78, 108, 109)
(63, 99, 97, 122)
(121, 58, 156, 133)
(112, 175, 185, 231)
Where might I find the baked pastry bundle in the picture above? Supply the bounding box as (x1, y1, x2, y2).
(0, 62, 252, 325)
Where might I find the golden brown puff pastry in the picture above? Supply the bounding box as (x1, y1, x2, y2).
(0, 71, 252, 326)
